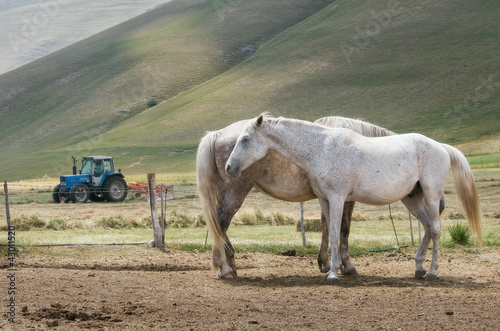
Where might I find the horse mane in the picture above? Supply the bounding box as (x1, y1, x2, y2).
(256, 113, 315, 131)
(251, 113, 395, 138)
(315, 116, 395, 137)
(247, 113, 281, 130)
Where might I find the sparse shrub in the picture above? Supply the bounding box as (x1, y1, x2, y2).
(46, 218, 68, 230)
(96, 215, 127, 229)
(193, 214, 206, 227)
(485, 212, 500, 219)
(167, 210, 192, 228)
(446, 211, 466, 220)
(130, 218, 149, 228)
(351, 212, 371, 222)
(296, 219, 322, 232)
(235, 210, 296, 226)
(235, 211, 257, 225)
(374, 212, 407, 222)
(96, 215, 147, 229)
(271, 212, 285, 225)
(271, 212, 295, 226)
(254, 209, 266, 224)
(448, 222, 471, 245)
(10, 214, 46, 230)
(72, 221, 86, 229)
(254, 209, 274, 225)
(147, 99, 158, 108)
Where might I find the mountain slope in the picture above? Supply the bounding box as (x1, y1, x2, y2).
(0, 0, 168, 75)
(1, 0, 499, 180)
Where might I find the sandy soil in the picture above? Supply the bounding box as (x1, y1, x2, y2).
(1, 245, 499, 330)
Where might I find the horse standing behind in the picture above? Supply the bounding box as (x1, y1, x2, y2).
(196, 115, 401, 279)
(226, 115, 481, 284)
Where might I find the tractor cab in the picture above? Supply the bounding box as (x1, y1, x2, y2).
(80, 156, 116, 187)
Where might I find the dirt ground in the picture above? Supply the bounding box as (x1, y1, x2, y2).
(2, 245, 499, 330)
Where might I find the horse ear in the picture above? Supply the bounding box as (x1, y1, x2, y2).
(256, 114, 264, 127)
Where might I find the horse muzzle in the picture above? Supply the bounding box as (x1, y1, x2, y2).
(225, 162, 241, 178)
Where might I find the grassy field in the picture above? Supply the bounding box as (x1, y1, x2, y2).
(1, 0, 499, 180)
(2, 168, 499, 258)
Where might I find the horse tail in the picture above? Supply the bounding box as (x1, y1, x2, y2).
(441, 144, 482, 244)
(196, 130, 227, 270)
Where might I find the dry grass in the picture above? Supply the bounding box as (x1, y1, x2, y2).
(1, 169, 499, 250)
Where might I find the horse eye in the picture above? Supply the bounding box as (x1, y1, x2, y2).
(241, 136, 250, 143)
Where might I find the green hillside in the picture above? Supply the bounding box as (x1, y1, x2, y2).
(0, 0, 335, 179)
(1, 0, 499, 180)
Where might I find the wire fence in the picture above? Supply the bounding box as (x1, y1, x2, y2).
(0, 182, 173, 205)
(1, 178, 175, 247)
(2, 178, 429, 250)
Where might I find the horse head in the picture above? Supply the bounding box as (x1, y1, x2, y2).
(226, 114, 268, 177)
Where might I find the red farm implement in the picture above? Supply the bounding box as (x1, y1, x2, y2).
(127, 183, 174, 200)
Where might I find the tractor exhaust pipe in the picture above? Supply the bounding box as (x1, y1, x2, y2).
(72, 156, 77, 175)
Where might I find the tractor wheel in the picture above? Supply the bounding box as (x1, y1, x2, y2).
(103, 176, 128, 202)
(53, 185, 70, 203)
(70, 184, 90, 203)
(52, 185, 61, 203)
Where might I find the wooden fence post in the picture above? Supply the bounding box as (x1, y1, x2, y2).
(4, 179, 11, 230)
(148, 173, 163, 248)
(160, 184, 165, 245)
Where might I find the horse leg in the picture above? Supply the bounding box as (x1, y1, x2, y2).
(209, 202, 236, 278)
(318, 201, 358, 276)
(320, 197, 344, 285)
(402, 194, 433, 279)
(415, 220, 432, 279)
(318, 211, 330, 273)
(423, 196, 442, 281)
(211, 233, 237, 279)
(212, 243, 235, 279)
(214, 186, 252, 278)
(339, 201, 357, 276)
(216, 213, 237, 278)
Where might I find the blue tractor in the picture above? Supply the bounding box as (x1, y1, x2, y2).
(52, 156, 128, 203)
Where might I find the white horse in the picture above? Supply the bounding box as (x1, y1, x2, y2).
(226, 115, 482, 284)
(196, 115, 414, 279)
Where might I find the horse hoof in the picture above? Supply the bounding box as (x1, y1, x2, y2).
(219, 270, 237, 279)
(322, 275, 340, 285)
(415, 269, 427, 279)
(425, 273, 437, 281)
(319, 264, 331, 273)
(317, 259, 330, 273)
(341, 266, 358, 276)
